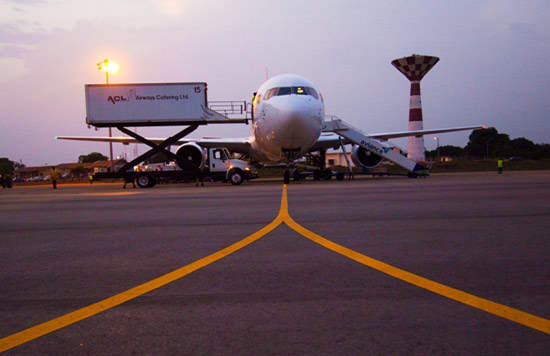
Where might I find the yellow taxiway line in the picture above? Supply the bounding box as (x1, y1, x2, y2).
(1, 185, 548, 352)
(281, 208, 550, 335)
(77, 192, 141, 197)
(0, 196, 285, 352)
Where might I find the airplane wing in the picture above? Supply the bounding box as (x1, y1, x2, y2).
(367, 125, 485, 140)
(310, 125, 484, 151)
(56, 136, 252, 154)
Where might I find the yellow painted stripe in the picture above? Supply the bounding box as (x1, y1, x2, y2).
(0, 193, 285, 352)
(283, 212, 550, 334)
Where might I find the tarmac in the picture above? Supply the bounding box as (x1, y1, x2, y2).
(1, 171, 549, 354)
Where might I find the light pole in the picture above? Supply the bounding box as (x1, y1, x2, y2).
(97, 59, 119, 172)
(433, 136, 440, 162)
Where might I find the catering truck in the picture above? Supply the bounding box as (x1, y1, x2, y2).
(76, 82, 256, 187)
(95, 146, 257, 188)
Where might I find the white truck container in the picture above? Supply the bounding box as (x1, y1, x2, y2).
(85, 82, 208, 127)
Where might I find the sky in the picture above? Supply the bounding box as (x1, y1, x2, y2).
(1, 0, 549, 166)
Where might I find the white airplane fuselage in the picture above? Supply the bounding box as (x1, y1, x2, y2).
(249, 74, 325, 163)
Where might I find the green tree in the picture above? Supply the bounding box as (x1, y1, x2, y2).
(70, 165, 89, 177)
(0, 157, 15, 175)
(465, 127, 511, 159)
(534, 144, 550, 159)
(78, 152, 108, 163)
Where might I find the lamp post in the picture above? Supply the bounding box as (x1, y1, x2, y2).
(97, 59, 119, 172)
(433, 136, 440, 162)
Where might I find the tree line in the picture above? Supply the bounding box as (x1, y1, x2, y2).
(427, 127, 550, 160)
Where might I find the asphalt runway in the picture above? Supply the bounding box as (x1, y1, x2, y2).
(1, 171, 549, 354)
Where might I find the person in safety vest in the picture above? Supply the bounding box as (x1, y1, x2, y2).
(497, 159, 503, 174)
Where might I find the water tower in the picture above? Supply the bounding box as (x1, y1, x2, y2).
(391, 54, 439, 162)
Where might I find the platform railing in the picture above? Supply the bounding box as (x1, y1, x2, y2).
(208, 101, 250, 120)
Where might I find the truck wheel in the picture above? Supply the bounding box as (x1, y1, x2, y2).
(136, 173, 156, 188)
(229, 170, 244, 185)
(322, 169, 332, 180)
(313, 170, 321, 180)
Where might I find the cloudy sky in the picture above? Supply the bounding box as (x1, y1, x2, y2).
(1, 0, 549, 166)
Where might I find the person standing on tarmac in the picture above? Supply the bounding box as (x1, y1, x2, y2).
(195, 167, 204, 187)
(88, 173, 93, 184)
(497, 159, 503, 174)
(123, 174, 136, 189)
(50, 167, 59, 189)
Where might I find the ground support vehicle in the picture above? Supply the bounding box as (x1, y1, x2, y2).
(94, 146, 257, 188)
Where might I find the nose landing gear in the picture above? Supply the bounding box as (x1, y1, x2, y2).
(284, 168, 290, 184)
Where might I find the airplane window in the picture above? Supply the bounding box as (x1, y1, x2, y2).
(268, 87, 318, 99)
(277, 87, 292, 96)
(305, 87, 319, 99)
(292, 87, 307, 95)
(264, 88, 277, 101)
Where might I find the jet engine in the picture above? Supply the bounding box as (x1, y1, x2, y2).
(175, 143, 206, 170)
(351, 145, 383, 169)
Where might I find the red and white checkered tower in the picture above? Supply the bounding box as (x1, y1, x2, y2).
(391, 54, 439, 162)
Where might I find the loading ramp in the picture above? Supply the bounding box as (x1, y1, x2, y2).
(322, 117, 427, 176)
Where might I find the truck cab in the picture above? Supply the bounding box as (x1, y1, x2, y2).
(208, 147, 256, 185)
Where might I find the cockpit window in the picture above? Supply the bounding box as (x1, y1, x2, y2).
(304, 87, 319, 99)
(277, 87, 292, 96)
(263, 86, 319, 100)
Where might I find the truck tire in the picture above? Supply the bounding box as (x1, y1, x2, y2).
(229, 170, 244, 185)
(322, 169, 332, 180)
(136, 173, 156, 188)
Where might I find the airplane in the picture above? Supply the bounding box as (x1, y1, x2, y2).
(58, 73, 483, 183)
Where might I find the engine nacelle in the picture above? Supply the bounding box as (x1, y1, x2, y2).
(351, 145, 383, 169)
(175, 143, 207, 170)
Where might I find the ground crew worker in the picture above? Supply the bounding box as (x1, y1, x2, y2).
(123, 174, 135, 189)
(195, 168, 204, 187)
(50, 167, 59, 189)
(88, 173, 94, 184)
(497, 159, 503, 174)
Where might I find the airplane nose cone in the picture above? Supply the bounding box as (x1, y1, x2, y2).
(275, 99, 321, 150)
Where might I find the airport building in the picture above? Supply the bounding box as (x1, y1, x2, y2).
(15, 160, 125, 180)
